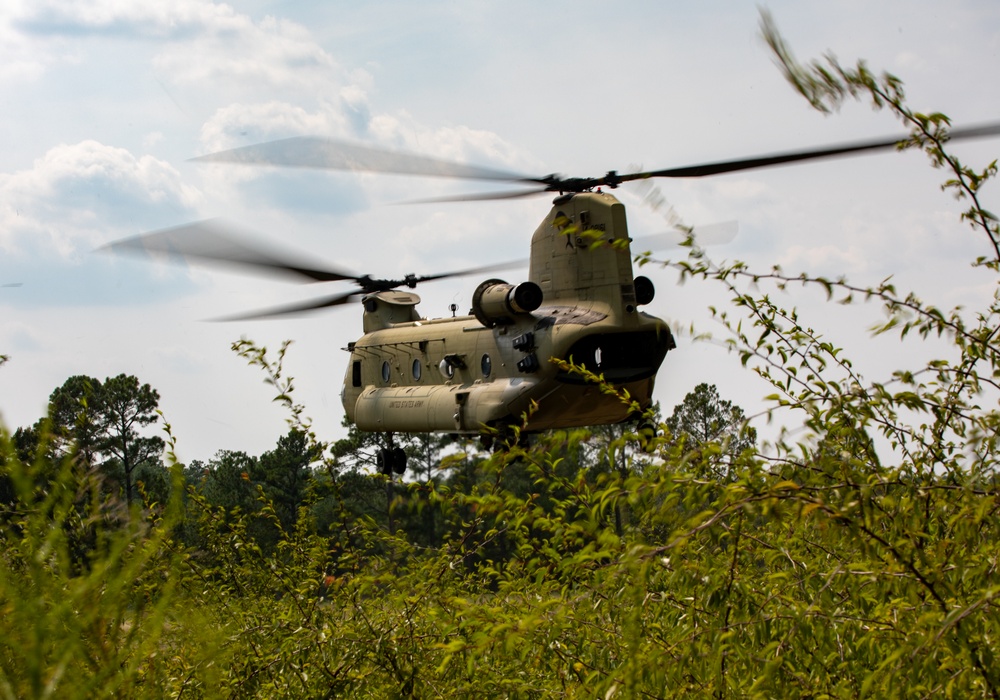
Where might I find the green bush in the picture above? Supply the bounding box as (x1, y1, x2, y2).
(2, 16, 998, 697)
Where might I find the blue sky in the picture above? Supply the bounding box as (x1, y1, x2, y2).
(2, 0, 999, 461)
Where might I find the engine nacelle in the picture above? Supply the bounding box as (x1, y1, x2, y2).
(471, 278, 543, 327)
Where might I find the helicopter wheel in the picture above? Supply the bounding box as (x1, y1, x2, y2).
(391, 447, 407, 475)
(375, 432, 407, 476)
(377, 445, 407, 475)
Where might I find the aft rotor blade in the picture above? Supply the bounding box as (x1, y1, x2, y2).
(191, 121, 1000, 197)
(100, 220, 358, 283)
(213, 289, 362, 321)
(193, 136, 539, 184)
(402, 187, 552, 204)
(621, 121, 1000, 181)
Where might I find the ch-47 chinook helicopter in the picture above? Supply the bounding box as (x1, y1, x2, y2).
(106, 121, 1000, 471)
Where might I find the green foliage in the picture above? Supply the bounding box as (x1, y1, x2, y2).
(2, 17, 999, 697)
(32, 374, 165, 508)
(256, 430, 318, 529)
(98, 375, 164, 508)
(0, 429, 192, 699)
(666, 383, 754, 448)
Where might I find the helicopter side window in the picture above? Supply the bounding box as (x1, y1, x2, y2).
(439, 358, 454, 379)
(481, 353, 492, 378)
(412, 358, 422, 381)
(381, 360, 391, 383)
(352, 360, 362, 387)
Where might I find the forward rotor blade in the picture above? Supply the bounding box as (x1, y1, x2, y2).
(620, 121, 1000, 181)
(193, 136, 537, 184)
(218, 258, 531, 320)
(100, 220, 358, 283)
(213, 289, 362, 321)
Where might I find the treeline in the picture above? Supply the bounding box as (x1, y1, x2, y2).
(8, 369, 755, 561)
(12, 374, 163, 508)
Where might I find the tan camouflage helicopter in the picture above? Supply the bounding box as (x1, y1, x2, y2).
(107, 122, 1000, 472)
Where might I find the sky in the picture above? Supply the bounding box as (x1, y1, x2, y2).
(1, 0, 999, 463)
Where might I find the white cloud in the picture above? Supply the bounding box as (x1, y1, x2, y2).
(5, 1, 344, 97)
(0, 5, 53, 82)
(0, 140, 201, 256)
(152, 14, 340, 92)
(383, 122, 534, 173)
(776, 243, 868, 275)
(9, 0, 244, 38)
(199, 102, 353, 153)
(0, 1, 238, 84)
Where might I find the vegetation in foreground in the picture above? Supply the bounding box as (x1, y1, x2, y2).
(2, 18, 999, 698)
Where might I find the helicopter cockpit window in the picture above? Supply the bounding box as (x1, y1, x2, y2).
(381, 360, 391, 383)
(412, 358, 422, 381)
(352, 360, 362, 387)
(481, 353, 492, 378)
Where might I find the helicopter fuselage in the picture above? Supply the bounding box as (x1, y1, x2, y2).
(342, 191, 675, 436)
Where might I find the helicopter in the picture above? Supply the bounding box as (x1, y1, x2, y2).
(105, 121, 1000, 472)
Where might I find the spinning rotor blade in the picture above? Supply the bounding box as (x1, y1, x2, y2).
(100, 220, 357, 283)
(617, 121, 1000, 182)
(410, 257, 529, 285)
(402, 187, 551, 204)
(193, 136, 536, 184)
(194, 121, 1000, 196)
(214, 289, 362, 321)
(220, 258, 530, 321)
(104, 219, 531, 320)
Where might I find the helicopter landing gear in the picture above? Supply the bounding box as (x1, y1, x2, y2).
(376, 434, 407, 475)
